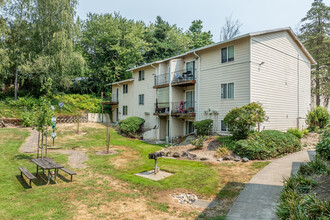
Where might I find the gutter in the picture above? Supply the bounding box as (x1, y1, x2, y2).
(193, 51, 201, 121)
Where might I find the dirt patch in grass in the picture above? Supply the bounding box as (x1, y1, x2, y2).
(107, 145, 140, 169)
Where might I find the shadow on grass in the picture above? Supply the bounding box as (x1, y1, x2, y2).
(14, 154, 33, 160)
(195, 182, 244, 219)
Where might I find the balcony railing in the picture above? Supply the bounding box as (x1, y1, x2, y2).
(154, 73, 170, 87)
(171, 101, 195, 115)
(111, 93, 119, 102)
(154, 102, 170, 114)
(172, 69, 195, 84)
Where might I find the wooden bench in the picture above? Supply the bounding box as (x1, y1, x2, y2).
(60, 167, 76, 182)
(19, 167, 36, 188)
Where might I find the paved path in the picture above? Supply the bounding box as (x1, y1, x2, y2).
(226, 150, 315, 220)
(19, 129, 39, 153)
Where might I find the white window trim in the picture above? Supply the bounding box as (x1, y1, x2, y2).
(221, 45, 235, 63)
(221, 83, 235, 100)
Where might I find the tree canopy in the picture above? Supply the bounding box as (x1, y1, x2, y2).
(299, 0, 330, 107)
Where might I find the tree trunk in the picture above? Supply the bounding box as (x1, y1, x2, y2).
(14, 68, 18, 100)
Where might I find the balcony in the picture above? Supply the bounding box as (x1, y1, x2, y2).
(154, 73, 170, 89)
(171, 101, 195, 117)
(154, 101, 170, 116)
(171, 69, 196, 87)
(102, 93, 119, 105)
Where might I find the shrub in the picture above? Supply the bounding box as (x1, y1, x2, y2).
(193, 119, 213, 135)
(52, 94, 102, 114)
(217, 146, 230, 158)
(287, 128, 304, 139)
(224, 102, 266, 140)
(306, 106, 330, 131)
(191, 136, 207, 149)
(21, 111, 36, 127)
(217, 136, 237, 151)
(298, 156, 328, 175)
(283, 174, 317, 194)
(316, 127, 330, 161)
(235, 130, 301, 160)
(119, 116, 145, 136)
(303, 129, 309, 136)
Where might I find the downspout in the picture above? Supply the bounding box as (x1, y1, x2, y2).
(193, 51, 201, 121)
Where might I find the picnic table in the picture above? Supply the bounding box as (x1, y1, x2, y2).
(31, 158, 63, 184)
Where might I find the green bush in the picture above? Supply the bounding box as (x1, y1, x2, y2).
(303, 129, 309, 136)
(287, 128, 304, 139)
(21, 111, 36, 127)
(306, 106, 330, 131)
(217, 136, 237, 151)
(52, 94, 102, 114)
(277, 174, 329, 220)
(119, 116, 145, 137)
(235, 130, 301, 160)
(193, 119, 213, 135)
(316, 127, 330, 161)
(191, 136, 207, 149)
(299, 156, 328, 175)
(224, 102, 266, 140)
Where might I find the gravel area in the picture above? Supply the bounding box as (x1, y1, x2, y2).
(19, 129, 39, 153)
(54, 150, 88, 169)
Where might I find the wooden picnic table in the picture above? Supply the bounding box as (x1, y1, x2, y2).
(31, 158, 63, 184)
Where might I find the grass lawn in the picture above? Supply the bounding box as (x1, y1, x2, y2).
(0, 123, 270, 219)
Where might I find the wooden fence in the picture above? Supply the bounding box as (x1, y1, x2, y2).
(0, 115, 89, 127)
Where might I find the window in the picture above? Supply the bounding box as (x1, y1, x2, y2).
(123, 84, 128, 94)
(221, 83, 234, 99)
(186, 121, 194, 134)
(122, 106, 128, 115)
(221, 45, 234, 63)
(221, 120, 228, 132)
(138, 94, 144, 105)
(139, 70, 145, 81)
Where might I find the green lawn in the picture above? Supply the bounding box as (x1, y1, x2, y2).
(0, 124, 269, 219)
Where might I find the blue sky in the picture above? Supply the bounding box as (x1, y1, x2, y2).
(76, 0, 329, 41)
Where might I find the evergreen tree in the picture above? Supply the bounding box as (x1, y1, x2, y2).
(143, 16, 191, 63)
(300, 0, 330, 107)
(187, 20, 213, 49)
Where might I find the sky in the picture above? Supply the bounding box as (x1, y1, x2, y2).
(76, 0, 329, 42)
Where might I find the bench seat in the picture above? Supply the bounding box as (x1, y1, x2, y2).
(60, 167, 76, 182)
(19, 167, 36, 188)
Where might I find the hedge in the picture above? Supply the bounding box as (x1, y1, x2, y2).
(235, 130, 301, 160)
(193, 119, 213, 135)
(119, 116, 145, 137)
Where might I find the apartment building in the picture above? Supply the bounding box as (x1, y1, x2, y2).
(109, 27, 316, 141)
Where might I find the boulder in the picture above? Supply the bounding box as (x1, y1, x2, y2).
(166, 152, 172, 157)
(217, 158, 223, 162)
(234, 156, 241, 162)
(223, 155, 234, 160)
(181, 151, 188, 157)
(242, 157, 249, 162)
(200, 157, 209, 161)
(173, 152, 180, 158)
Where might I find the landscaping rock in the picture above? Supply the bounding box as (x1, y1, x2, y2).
(223, 155, 234, 160)
(166, 152, 172, 157)
(159, 151, 165, 156)
(182, 151, 188, 157)
(217, 158, 223, 162)
(234, 156, 241, 162)
(173, 193, 198, 204)
(200, 157, 209, 161)
(242, 157, 249, 162)
(173, 152, 180, 158)
(187, 153, 197, 160)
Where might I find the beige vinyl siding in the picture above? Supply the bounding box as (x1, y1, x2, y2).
(251, 31, 311, 130)
(131, 67, 157, 129)
(198, 38, 251, 133)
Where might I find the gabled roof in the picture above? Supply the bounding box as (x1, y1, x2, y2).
(127, 27, 316, 72)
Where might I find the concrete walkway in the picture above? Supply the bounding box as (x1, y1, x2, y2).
(226, 150, 315, 220)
